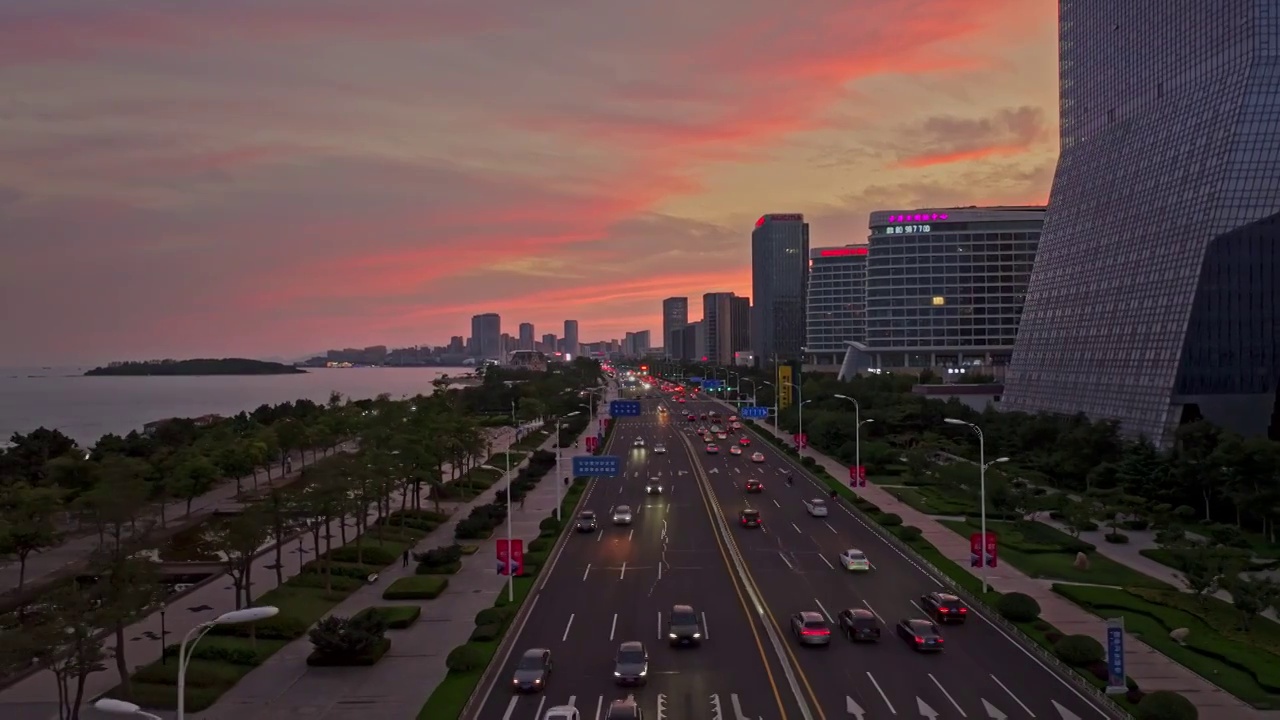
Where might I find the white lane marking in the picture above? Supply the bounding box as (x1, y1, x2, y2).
(702, 611, 710, 639)
(583, 564, 591, 581)
(990, 674, 1035, 716)
(657, 611, 662, 639)
(824, 522, 837, 534)
(610, 613, 618, 641)
(596, 528, 604, 542)
(818, 554, 835, 570)
(791, 522, 803, 533)
(658, 560, 663, 580)
(910, 599, 928, 616)
(778, 551, 794, 569)
(562, 614, 575, 641)
(772, 499, 781, 508)
(534, 696, 546, 719)
(866, 672, 896, 714)
(628, 529, 634, 542)
(620, 561, 627, 580)
(595, 696, 603, 720)
(863, 599, 884, 623)
(814, 598, 834, 623)
(568, 695, 576, 711)
(501, 696, 517, 720)
(619, 484, 623, 493)
(929, 673, 967, 716)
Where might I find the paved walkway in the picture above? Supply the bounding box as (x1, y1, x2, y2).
(739, 413, 1267, 718)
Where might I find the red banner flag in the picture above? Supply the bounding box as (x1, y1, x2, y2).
(969, 532, 998, 568)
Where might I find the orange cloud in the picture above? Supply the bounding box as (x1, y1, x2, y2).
(895, 143, 1034, 168)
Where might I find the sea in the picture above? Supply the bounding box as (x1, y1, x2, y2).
(0, 366, 475, 447)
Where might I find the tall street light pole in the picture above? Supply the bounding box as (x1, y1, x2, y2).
(797, 398, 811, 457)
(833, 394, 874, 486)
(555, 411, 582, 521)
(739, 378, 757, 406)
(943, 418, 1009, 594)
(176, 607, 278, 718)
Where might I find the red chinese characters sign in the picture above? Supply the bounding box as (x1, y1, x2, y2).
(793, 433, 808, 448)
(496, 538, 524, 576)
(969, 532, 997, 568)
(585, 436, 598, 452)
(849, 466, 867, 487)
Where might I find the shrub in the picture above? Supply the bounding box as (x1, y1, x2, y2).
(454, 517, 495, 540)
(996, 592, 1042, 622)
(1135, 691, 1197, 720)
(1120, 519, 1150, 531)
(527, 537, 552, 552)
(308, 613, 388, 662)
(328, 544, 398, 566)
(416, 561, 461, 575)
(1078, 520, 1100, 531)
(301, 560, 379, 580)
(306, 637, 391, 666)
(287, 572, 363, 592)
(1044, 631, 1063, 644)
(163, 640, 265, 666)
(898, 526, 923, 542)
(475, 606, 516, 627)
(540, 517, 561, 532)
(877, 513, 904, 527)
(208, 612, 310, 641)
(1104, 532, 1130, 544)
(382, 576, 448, 600)
(470, 623, 502, 642)
(446, 643, 489, 673)
(415, 544, 464, 567)
(1054, 634, 1104, 666)
(355, 605, 421, 629)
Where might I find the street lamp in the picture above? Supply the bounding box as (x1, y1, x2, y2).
(176, 606, 279, 718)
(739, 378, 757, 406)
(833, 395, 874, 487)
(943, 418, 1009, 594)
(554, 411, 582, 522)
(797, 398, 812, 457)
(479, 460, 516, 603)
(92, 698, 163, 720)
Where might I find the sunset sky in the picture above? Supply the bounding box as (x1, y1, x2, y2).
(0, 0, 1060, 366)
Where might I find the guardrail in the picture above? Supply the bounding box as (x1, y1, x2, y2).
(736, 419, 1134, 720)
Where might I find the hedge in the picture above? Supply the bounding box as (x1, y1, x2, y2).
(995, 592, 1042, 623)
(354, 605, 422, 630)
(1135, 691, 1197, 720)
(1054, 634, 1105, 666)
(383, 576, 449, 600)
(306, 637, 392, 667)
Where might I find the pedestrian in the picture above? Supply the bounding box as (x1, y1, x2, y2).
(402, 549, 410, 568)
(564, 476, 570, 487)
(519, 495, 526, 510)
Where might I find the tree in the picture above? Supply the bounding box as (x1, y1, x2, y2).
(213, 441, 255, 496)
(904, 448, 931, 484)
(1171, 420, 1223, 520)
(265, 488, 295, 586)
(207, 506, 272, 609)
(169, 452, 220, 515)
(90, 555, 161, 701)
(308, 612, 388, 661)
(1223, 574, 1279, 631)
(43, 453, 101, 502)
(0, 483, 66, 591)
(1172, 544, 1235, 604)
(297, 477, 344, 591)
(27, 585, 107, 720)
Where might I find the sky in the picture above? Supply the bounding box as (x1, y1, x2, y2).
(0, 0, 1060, 366)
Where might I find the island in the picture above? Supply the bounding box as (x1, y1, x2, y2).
(84, 358, 307, 376)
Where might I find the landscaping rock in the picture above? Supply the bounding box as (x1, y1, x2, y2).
(1073, 552, 1090, 570)
(1169, 627, 1189, 644)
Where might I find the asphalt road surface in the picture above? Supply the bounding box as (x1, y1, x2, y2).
(473, 398, 804, 720)
(678, 393, 1115, 720)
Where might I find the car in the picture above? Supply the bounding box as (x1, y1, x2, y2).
(703, 434, 714, 444)
(709, 424, 723, 434)
(739, 508, 762, 528)
(645, 478, 663, 494)
(739, 437, 751, 446)
(837, 608, 882, 642)
(511, 648, 553, 692)
(751, 452, 765, 462)
(790, 611, 832, 646)
(613, 641, 649, 685)
(744, 479, 763, 493)
(605, 695, 644, 720)
(575, 511, 598, 532)
(716, 432, 728, 440)
(706, 444, 719, 454)
(728, 415, 738, 422)
(687, 414, 696, 421)
(544, 706, 581, 720)
(633, 438, 645, 448)
(920, 592, 969, 623)
(896, 618, 944, 652)
(667, 604, 704, 646)
(654, 444, 666, 454)
(696, 426, 707, 435)
(731, 422, 742, 430)
(839, 548, 871, 571)
(678, 398, 685, 403)
(612, 505, 633, 525)
(729, 446, 742, 456)
(700, 413, 708, 420)
(805, 498, 829, 517)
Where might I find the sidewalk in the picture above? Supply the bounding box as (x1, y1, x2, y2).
(743, 414, 1262, 718)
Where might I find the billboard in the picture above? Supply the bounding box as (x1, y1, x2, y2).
(777, 365, 793, 410)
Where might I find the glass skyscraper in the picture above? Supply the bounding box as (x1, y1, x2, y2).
(1002, 0, 1280, 445)
(806, 246, 868, 366)
(751, 214, 810, 365)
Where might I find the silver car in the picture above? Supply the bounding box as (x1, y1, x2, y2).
(613, 640, 649, 685)
(805, 498, 829, 517)
(612, 505, 634, 525)
(790, 611, 832, 646)
(511, 648, 552, 692)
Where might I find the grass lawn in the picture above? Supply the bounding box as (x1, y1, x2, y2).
(383, 576, 449, 600)
(1054, 584, 1280, 708)
(884, 485, 978, 516)
(938, 519, 1172, 590)
(512, 428, 551, 451)
(355, 605, 422, 629)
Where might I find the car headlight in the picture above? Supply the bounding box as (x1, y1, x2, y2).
(668, 633, 678, 638)
(693, 633, 702, 638)
(614, 671, 622, 677)
(534, 679, 542, 685)
(639, 669, 647, 676)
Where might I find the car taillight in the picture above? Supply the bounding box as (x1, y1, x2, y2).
(958, 608, 967, 614)
(802, 629, 829, 636)
(938, 607, 949, 613)
(914, 635, 924, 643)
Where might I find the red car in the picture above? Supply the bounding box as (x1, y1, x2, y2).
(738, 437, 751, 446)
(687, 414, 696, 421)
(745, 479, 764, 493)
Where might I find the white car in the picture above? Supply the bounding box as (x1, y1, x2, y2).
(805, 498, 829, 517)
(840, 548, 871, 571)
(613, 505, 634, 525)
(633, 438, 645, 448)
(716, 432, 728, 440)
(751, 452, 765, 463)
(544, 706, 581, 720)
(709, 425, 724, 434)
(729, 446, 743, 456)
(654, 444, 666, 454)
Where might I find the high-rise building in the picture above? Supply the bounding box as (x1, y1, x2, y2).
(684, 320, 707, 362)
(806, 246, 868, 365)
(1002, 2, 1280, 445)
(702, 292, 736, 364)
(669, 324, 690, 361)
(662, 297, 689, 358)
(470, 313, 502, 359)
(518, 323, 535, 351)
(448, 336, 465, 354)
(730, 296, 751, 354)
(563, 320, 580, 359)
(541, 333, 557, 353)
(751, 214, 810, 365)
(862, 207, 1043, 369)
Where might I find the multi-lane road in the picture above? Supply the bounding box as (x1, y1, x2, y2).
(473, 392, 1116, 720)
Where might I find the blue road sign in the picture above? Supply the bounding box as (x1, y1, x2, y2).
(609, 400, 642, 417)
(1105, 619, 1126, 691)
(573, 455, 621, 477)
(702, 379, 723, 389)
(742, 406, 770, 419)
(688, 376, 703, 382)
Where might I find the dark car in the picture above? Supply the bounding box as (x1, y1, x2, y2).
(739, 508, 762, 528)
(613, 641, 648, 685)
(687, 414, 696, 421)
(790, 611, 832, 646)
(575, 511, 598, 533)
(510, 647, 553, 691)
(667, 604, 704, 646)
(837, 608, 882, 642)
(744, 479, 764, 493)
(896, 618, 944, 652)
(700, 413, 708, 420)
(605, 695, 644, 720)
(920, 592, 968, 623)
